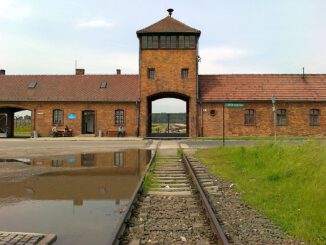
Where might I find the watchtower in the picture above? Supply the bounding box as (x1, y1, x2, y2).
(137, 9, 201, 137)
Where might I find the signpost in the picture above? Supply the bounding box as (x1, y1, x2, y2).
(272, 95, 276, 142)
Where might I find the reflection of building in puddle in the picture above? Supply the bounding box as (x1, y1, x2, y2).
(0, 171, 143, 206)
(0, 150, 152, 206)
(24, 150, 151, 169)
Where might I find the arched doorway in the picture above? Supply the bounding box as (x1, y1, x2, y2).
(0, 106, 32, 138)
(147, 92, 189, 137)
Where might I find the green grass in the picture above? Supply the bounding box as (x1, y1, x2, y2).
(189, 136, 326, 141)
(195, 143, 326, 245)
(142, 155, 159, 193)
(14, 125, 32, 135)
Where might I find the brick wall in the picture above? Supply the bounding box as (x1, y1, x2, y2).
(0, 101, 138, 137)
(139, 49, 198, 137)
(199, 102, 326, 137)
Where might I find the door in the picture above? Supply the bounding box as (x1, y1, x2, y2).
(0, 113, 7, 138)
(82, 111, 95, 134)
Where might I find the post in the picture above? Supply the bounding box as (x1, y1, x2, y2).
(272, 95, 276, 142)
(167, 114, 170, 135)
(222, 103, 225, 146)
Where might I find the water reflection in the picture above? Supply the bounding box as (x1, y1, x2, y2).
(0, 149, 152, 245)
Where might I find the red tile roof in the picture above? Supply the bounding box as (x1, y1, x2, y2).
(199, 74, 326, 102)
(2, 74, 326, 103)
(137, 16, 201, 35)
(0, 75, 139, 102)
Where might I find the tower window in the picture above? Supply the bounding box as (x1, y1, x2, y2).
(148, 68, 155, 79)
(181, 68, 189, 79)
(170, 36, 177, 48)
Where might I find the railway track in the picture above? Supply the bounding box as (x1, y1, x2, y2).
(112, 142, 229, 245)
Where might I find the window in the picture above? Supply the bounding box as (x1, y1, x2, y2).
(170, 36, 177, 48)
(181, 68, 189, 79)
(142, 35, 197, 50)
(244, 109, 255, 125)
(147, 68, 155, 79)
(141, 36, 147, 49)
(179, 35, 185, 48)
(114, 152, 125, 167)
(152, 36, 158, 48)
(184, 36, 190, 48)
(28, 82, 37, 88)
(160, 36, 166, 48)
(53, 109, 63, 125)
(277, 109, 287, 126)
(189, 36, 196, 48)
(310, 109, 320, 126)
(100, 81, 107, 88)
(115, 109, 125, 125)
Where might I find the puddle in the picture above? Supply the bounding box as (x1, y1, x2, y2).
(0, 149, 152, 244)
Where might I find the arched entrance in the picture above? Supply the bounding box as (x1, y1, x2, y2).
(147, 92, 189, 137)
(0, 106, 32, 138)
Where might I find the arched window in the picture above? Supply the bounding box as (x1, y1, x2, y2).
(53, 109, 63, 125)
(115, 109, 125, 125)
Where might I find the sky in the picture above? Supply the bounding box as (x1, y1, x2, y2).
(1, 0, 326, 113)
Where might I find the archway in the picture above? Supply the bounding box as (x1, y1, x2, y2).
(147, 92, 189, 137)
(0, 106, 32, 138)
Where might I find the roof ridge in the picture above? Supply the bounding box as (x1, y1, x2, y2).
(137, 16, 200, 34)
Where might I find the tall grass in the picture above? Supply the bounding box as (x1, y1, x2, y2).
(195, 143, 326, 245)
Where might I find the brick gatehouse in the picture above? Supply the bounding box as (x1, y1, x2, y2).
(1, 10, 326, 138)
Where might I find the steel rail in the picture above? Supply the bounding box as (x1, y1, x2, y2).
(183, 153, 229, 245)
(110, 145, 158, 245)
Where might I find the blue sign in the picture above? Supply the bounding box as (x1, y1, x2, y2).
(67, 157, 76, 163)
(68, 113, 76, 120)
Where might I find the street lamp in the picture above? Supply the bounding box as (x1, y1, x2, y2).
(272, 95, 276, 142)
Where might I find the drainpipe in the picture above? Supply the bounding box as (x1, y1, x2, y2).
(136, 100, 140, 137)
(200, 101, 203, 137)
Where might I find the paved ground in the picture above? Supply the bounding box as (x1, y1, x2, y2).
(0, 139, 153, 158)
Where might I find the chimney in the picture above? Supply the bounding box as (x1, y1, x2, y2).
(116, 69, 121, 75)
(75, 68, 85, 75)
(0, 69, 5, 75)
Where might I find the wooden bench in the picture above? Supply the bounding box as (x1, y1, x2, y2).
(51, 126, 73, 137)
(107, 128, 126, 137)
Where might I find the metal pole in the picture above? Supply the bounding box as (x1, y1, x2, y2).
(222, 103, 225, 146)
(272, 95, 276, 143)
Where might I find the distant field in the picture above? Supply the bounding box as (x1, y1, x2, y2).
(14, 124, 31, 136)
(195, 143, 326, 245)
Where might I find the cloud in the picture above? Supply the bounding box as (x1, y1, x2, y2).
(200, 47, 247, 62)
(199, 46, 256, 73)
(75, 19, 114, 29)
(0, 0, 32, 19)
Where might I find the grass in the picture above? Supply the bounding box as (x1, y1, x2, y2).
(14, 125, 31, 135)
(195, 143, 326, 245)
(189, 136, 326, 141)
(142, 154, 159, 193)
